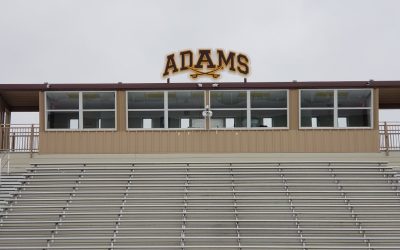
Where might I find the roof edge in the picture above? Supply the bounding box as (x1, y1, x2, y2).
(0, 81, 399, 91)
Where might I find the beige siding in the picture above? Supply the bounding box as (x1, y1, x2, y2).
(39, 129, 379, 154)
(38, 89, 381, 154)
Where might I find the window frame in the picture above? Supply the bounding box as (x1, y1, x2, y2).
(209, 89, 289, 130)
(126, 90, 166, 131)
(126, 90, 206, 130)
(45, 91, 117, 131)
(299, 88, 373, 129)
(249, 90, 289, 130)
(167, 90, 206, 130)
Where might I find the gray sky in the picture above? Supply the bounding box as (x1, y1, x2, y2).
(0, 0, 399, 123)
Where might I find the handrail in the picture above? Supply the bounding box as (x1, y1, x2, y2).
(0, 124, 39, 153)
(380, 121, 400, 152)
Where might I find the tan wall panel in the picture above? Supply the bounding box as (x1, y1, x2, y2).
(289, 89, 299, 130)
(39, 129, 380, 154)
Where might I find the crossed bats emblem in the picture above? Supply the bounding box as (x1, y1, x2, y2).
(189, 66, 224, 79)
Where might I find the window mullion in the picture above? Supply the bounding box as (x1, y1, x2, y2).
(334, 90, 338, 128)
(165, 91, 168, 129)
(247, 91, 250, 128)
(79, 92, 83, 130)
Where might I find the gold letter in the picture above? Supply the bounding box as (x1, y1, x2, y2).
(237, 54, 249, 75)
(163, 54, 179, 77)
(195, 49, 216, 69)
(180, 50, 193, 71)
(217, 50, 235, 71)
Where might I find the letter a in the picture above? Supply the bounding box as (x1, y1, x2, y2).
(163, 54, 179, 77)
(195, 49, 216, 69)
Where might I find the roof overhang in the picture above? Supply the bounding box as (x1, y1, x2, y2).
(0, 81, 399, 111)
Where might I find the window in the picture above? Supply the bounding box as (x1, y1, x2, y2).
(300, 90, 334, 128)
(127, 91, 205, 129)
(45, 91, 116, 130)
(46, 92, 79, 129)
(210, 91, 247, 128)
(337, 90, 372, 127)
(127, 91, 165, 129)
(168, 91, 205, 129)
(82, 92, 115, 129)
(300, 89, 372, 128)
(210, 90, 288, 129)
(250, 90, 288, 128)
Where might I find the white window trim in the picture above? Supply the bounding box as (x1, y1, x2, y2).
(209, 89, 289, 130)
(249, 89, 289, 130)
(45, 91, 117, 131)
(299, 89, 373, 129)
(126, 90, 206, 131)
(167, 90, 206, 130)
(126, 90, 165, 131)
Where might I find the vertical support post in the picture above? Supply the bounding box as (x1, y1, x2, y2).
(5, 109, 11, 151)
(30, 124, 35, 158)
(384, 122, 390, 156)
(0, 124, 3, 151)
(11, 132, 15, 152)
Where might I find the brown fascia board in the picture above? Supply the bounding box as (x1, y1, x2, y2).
(0, 81, 399, 91)
(10, 106, 39, 112)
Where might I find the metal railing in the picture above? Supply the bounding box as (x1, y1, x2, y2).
(380, 122, 400, 153)
(0, 124, 39, 154)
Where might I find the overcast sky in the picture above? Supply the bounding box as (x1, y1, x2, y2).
(0, 0, 399, 122)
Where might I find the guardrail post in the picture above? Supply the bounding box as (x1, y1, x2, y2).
(384, 122, 390, 156)
(0, 124, 3, 151)
(11, 132, 15, 152)
(30, 124, 34, 158)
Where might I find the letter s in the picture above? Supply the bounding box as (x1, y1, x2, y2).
(237, 54, 249, 75)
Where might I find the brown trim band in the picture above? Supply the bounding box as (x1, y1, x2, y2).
(0, 81, 399, 91)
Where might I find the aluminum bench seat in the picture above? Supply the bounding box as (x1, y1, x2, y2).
(1, 161, 400, 249)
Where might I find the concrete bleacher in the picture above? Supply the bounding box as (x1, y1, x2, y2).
(0, 161, 400, 249)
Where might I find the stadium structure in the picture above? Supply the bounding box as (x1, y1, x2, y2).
(0, 81, 400, 249)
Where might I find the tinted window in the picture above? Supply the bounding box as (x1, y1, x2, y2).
(301, 110, 334, 127)
(168, 91, 204, 109)
(211, 110, 247, 128)
(338, 109, 371, 127)
(128, 92, 164, 109)
(83, 111, 115, 129)
(301, 90, 334, 108)
(251, 91, 287, 108)
(338, 90, 371, 107)
(128, 111, 164, 128)
(83, 92, 115, 109)
(251, 110, 287, 127)
(46, 92, 79, 110)
(211, 91, 247, 109)
(47, 112, 79, 129)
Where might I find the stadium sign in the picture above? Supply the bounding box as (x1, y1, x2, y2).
(163, 49, 250, 79)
